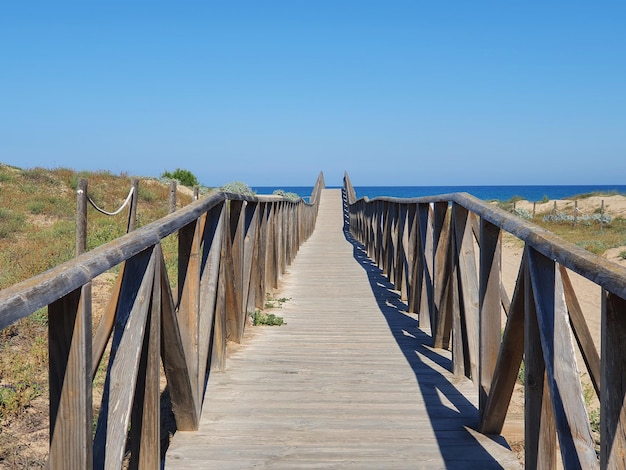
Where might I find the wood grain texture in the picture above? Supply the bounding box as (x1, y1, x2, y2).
(478, 218, 502, 419)
(93, 248, 156, 470)
(601, 291, 626, 469)
(560, 265, 601, 397)
(480, 254, 526, 434)
(165, 189, 520, 469)
(48, 286, 93, 470)
(524, 255, 556, 470)
(528, 248, 598, 469)
(160, 250, 199, 431)
(452, 204, 480, 383)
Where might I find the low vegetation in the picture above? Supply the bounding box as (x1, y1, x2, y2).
(251, 310, 285, 326)
(160, 168, 199, 188)
(501, 192, 626, 256)
(219, 181, 256, 196)
(0, 164, 194, 463)
(250, 295, 290, 326)
(272, 189, 300, 201)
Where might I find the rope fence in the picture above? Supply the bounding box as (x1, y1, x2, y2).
(86, 186, 135, 216)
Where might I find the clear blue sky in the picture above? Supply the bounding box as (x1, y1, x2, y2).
(1, 2, 625, 187)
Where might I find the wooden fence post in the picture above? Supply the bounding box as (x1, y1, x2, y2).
(127, 178, 139, 233)
(601, 291, 626, 469)
(76, 178, 88, 255)
(169, 181, 177, 213)
(48, 288, 93, 469)
(478, 218, 501, 419)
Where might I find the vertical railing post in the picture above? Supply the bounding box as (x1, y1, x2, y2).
(478, 218, 501, 420)
(48, 288, 93, 470)
(76, 178, 88, 255)
(127, 178, 139, 233)
(601, 291, 626, 469)
(49, 176, 94, 468)
(451, 203, 479, 382)
(524, 247, 556, 469)
(169, 180, 177, 213)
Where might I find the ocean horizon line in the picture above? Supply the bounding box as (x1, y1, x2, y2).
(252, 184, 626, 202)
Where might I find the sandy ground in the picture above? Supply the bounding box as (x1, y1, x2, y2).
(515, 194, 626, 219)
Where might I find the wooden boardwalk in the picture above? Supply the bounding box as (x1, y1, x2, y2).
(165, 189, 521, 469)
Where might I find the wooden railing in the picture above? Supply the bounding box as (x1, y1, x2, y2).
(0, 172, 324, 469)
(343, 172, 626, 469)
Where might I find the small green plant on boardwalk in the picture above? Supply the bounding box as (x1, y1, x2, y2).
(264, 293, 290, 309)
(251, 309, 285, 326)
(251, 294, 290, 325)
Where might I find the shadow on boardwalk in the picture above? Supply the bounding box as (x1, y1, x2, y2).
(344, 227, 515, 469)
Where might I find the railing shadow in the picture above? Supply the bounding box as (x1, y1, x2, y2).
(343, 227, 514, 468)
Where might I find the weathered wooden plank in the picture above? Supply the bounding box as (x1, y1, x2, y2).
(92, 262, 125, 379)
(408, 203, 424, 317)
(450, 223, 465, 377)
(242, 201, 259, 324)
(211, 249, 228, 372)
(528, 248, 598, 469)
(177, 216, 204, 403)
(480, 253, 526, 434)
(223, 203, 243, 343)
(524, 254, 556, 469)
(229, 200, 245, 340)
(93, 247, 156, 470)
(255, 203, 269, 308)
(243, 203, 258, 316)
(265, 203, 277, 290)
(0, 193, 228, 328)
(48, 286, 93, 470)
(478, 218, 502, 418)
(432, 202, 450, 340)
(452, 203, 479, 383)
(417, 203, 434, 329)
(129, 245, 161, 470)
(601, 291, 626, 469)
(160, 249, 199, 431)
(560, 265, 601, 397)
(197, 204, 224, 399)
(433, 217, 453, 350)
(405, 204, 417, 305)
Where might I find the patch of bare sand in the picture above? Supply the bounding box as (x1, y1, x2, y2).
(516, 194, 626, 218)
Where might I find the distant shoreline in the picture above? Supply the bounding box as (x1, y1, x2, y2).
(252, 185, 626, 202)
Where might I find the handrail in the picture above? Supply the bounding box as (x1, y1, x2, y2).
(343, 172, 626, 469)
(0, 172, 324, 469)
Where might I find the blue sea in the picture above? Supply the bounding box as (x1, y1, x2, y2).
(253, 185, 626, 202)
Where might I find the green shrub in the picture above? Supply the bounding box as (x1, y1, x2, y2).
(161, 168, 199, 188)
(220, 181, 255, 196)
(273, 189, 301, 201)
(137, 185, 158, 202)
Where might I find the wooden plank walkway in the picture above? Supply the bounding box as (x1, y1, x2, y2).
(165, 189, 521, 469)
